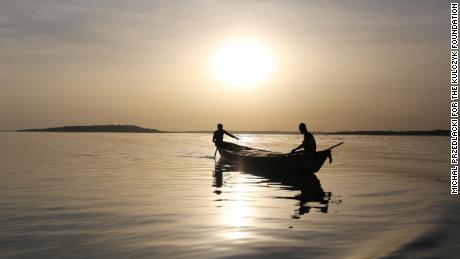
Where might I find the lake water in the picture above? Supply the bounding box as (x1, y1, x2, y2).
(0, 133, 457, 258)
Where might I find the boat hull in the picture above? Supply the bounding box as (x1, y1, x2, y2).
(216, 142, 330, 173)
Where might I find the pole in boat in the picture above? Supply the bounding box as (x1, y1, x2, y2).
(286, 142, 344, 155)
(214, 147, 218, 160)
(325, 142, 344, 150)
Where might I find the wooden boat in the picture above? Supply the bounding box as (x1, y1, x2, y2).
(216, 142, 343, 173)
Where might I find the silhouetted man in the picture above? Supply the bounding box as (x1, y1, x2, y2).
(291, 123, 317, 153)
(213, 123, 239, 147)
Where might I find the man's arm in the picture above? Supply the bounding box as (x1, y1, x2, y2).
(291, 143, 304, 153)
(212, 132, 216, 143)
(223, 130, 239, 140)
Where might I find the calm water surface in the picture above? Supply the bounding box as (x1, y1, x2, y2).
(0, 133, 457, 258)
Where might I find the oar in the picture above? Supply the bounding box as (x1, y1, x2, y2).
(284, 142, 344, 156)
(325, 142, 344, 150)
(213, 147, 218, 160)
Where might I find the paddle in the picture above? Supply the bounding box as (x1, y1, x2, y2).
(285, 142, 344, 156)
(325, 142, 344, 150)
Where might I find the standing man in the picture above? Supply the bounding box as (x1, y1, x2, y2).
(213, 123, 239, 147)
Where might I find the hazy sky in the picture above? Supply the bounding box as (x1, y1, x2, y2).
(0, 0, 450, 131)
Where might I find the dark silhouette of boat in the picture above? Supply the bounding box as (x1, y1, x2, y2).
(216, 142, 343, 173)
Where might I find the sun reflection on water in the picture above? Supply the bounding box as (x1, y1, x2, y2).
(236, 135, 255, 147)
(222, 231, 249, 239)
(221, 175, 253, 239)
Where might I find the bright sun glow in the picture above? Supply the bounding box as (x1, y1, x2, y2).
(213, 39, 275, 87)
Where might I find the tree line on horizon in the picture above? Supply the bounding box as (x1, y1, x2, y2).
(17, 124, 449, 136)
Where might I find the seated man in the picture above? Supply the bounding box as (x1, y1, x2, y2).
(291, 123, 317, 153)
(212, 123, 239, 147)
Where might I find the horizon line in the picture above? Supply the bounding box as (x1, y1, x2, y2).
(1, 129, 449, 135)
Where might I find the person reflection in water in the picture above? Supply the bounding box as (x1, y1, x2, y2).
(212, 123, 239, 147)
(291, 123, 317, 153)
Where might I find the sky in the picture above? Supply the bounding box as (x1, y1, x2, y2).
(0, 0, 451, 131)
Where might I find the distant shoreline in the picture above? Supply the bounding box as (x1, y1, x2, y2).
(175, 130, 449, 136)
(9, 125, 450, 136)
(18, 125, 164, 133)
(317, 130, 449, 136)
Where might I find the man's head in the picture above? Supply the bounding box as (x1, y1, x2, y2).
(299, 123, 307, 133)
(217, 123, 223, 130)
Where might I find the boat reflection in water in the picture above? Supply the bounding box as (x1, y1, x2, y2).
(213, 160, 331, 219)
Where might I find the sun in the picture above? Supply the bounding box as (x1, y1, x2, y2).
(212, 39, 275, 87)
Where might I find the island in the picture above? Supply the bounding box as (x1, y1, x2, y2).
(19, 125, 164, 133)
